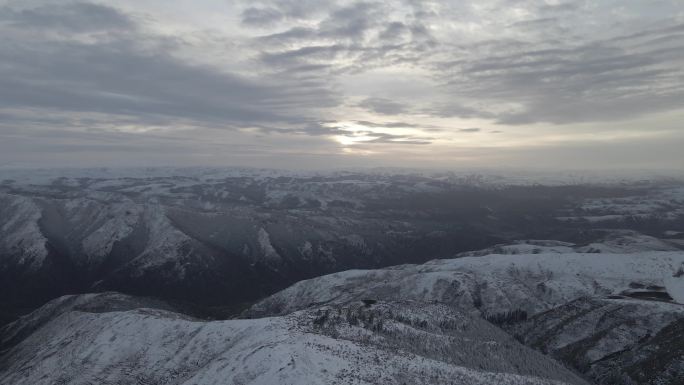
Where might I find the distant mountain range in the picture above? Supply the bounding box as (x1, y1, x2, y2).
(2, 169, 683, 320)
(1, 169, 683, 384)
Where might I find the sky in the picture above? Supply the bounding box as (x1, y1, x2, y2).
(0, 0, 683, 170)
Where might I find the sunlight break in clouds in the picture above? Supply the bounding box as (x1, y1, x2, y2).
(0, 0, 683, 169)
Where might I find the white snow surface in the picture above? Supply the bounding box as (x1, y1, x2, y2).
(665, 274, 684, 303)
(249, 251, 684, 318)
(0, 293, 586, 385)
(0, 193, 48, 269)
(257, 227, 282, 266)
(505, 296, 684, 384)
(459, 231, 679, 257)
(75, 197, 141, 263)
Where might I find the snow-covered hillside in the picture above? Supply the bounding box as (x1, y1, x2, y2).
(2, 250, 683, 384)
(247, 252, 684, 318)
(1, 169, 683, 384)
(0, 292, 587, 385)
(506, 297, 684, 385)
(0, 194, 48, 270)
(457, 230, 680, 257)
(2, 169, 682, 317)
(244, 249, 684, 385)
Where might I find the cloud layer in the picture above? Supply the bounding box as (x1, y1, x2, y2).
(1, 0, 683, 169)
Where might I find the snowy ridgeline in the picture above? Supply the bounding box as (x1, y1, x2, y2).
(1, 168, 683, 313)
(506, 297, 684, 385)
(247, 251, 684, 318)
(0, 293, 587, 385)
(243, 251, 684, 385)
(2, 166, 683, 186)
(2, 250, 684, 385)
(1, 169, 683, 385)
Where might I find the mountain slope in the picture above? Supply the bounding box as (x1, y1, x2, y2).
(0, 292, 587, 385)
(506, 297, 684, 385)
(245, 251, 684, 385)
(3, 171, 682, 321)
(246, 252, 684, 318)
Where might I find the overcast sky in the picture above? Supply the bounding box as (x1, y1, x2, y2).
(1, 0, 683, 170)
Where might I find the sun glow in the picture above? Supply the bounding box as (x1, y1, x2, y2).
(335, 134, 376, 146)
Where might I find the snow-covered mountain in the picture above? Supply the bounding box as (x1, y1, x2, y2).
(2, 249, 682, 384)
(457, 230, 681, 257)
(2, 249, 683, 383)
(0, 292, 587, 385)
(247, 252, 684, 318)
(2, 169, 682, 323)
(1, 169, 683, 384)
(506, 297, 684, 385)
(245, 250, 684, 385)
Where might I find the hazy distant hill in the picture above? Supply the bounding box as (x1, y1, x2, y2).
(1, 169, 683, 324)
